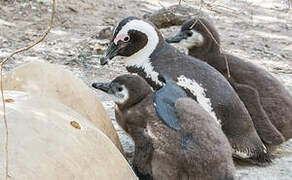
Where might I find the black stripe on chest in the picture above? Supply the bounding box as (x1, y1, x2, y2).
(126, 66, 162, 90)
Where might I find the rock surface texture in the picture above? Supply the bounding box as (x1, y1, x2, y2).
(3, 62, 123, 152)
(0, 91, 137, 180)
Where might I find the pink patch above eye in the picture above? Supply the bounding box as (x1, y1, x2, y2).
(114, 34, 128, 45)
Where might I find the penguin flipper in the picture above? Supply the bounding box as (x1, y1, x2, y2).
(154, 74, 187, 131)
(154, 92, 181, 130)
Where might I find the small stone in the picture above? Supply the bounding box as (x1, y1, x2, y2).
(97, 27, 113, 40)
(70, 121, 81, 130)
(96, 48, 105, 55)
(273, 67, 283, 70)
(5, 98, 15, 103)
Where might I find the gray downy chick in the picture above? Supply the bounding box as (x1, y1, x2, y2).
(166, 18, 292, 148)
(92, 74, 236, 180)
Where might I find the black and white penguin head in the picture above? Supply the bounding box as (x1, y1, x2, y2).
(166, 18, 220, 52)
(92, 74, 152, 106)
(100, 16, 163, 66)
(92, 80, 129, 104)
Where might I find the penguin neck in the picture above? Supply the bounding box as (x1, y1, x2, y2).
(189, 20, 222, 62)
(125, 30, 163, 67)
(116, 89, 153, 111)
(125, 38, 166, 88)
(188, 41, 221, 62)
(149, 39, 169, 59)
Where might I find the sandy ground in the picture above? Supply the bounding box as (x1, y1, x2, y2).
(0, 0, 292, 179)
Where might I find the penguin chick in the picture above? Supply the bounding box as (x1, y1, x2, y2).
(166, 18, 291, 147)
(99, 16, 270, 164)
(92, 74, 236, 180)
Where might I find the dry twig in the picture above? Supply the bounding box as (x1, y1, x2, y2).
(0, 0, 56, 179)
(188, 0, 231, 78)
(196, 18, 231, 78)
(190, 0, 204, 29)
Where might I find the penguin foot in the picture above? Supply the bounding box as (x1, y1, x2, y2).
(232, 147, 272, 166)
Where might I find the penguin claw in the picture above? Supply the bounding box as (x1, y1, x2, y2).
(233, 149, 272, 166)
(234, 153, 272, 167)
(247, 153, 272, 166)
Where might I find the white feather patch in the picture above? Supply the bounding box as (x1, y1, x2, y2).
(128, 57, 163, 86)
(112, 85, 129, 104)
(141, 61, 163, 86)
(116, 20, 159, 66)
(117, 19, 160, 81)
(178, 30, 204, 49)
(176, 75, 220, 124)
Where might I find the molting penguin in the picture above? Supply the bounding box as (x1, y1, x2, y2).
(166, 18, 292, 145)
(92, 74, 236, 180)
(99, 16, 270, 164)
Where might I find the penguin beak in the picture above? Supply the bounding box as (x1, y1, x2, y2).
(92, 82, 113, 94)
(100, 42, 119, 66)
(166, 31, 187, 43)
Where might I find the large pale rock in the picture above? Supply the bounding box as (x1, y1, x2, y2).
(0, 91, 137, 180)
(3, 62, 123, 152)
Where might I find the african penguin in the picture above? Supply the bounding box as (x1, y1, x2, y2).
(92, 74, 236, 180)
(166, 18, 292, 146)
(99, 16, 270, 164)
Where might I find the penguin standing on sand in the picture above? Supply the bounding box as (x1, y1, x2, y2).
(99, 16, 269, 164)
(92, 74, 236, 180)
(166, 18, 292, 146)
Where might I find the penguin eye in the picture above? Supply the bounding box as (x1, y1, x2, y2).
(122, 35, 130, 42)
(186, 31, 193, 36)
(117, 87, 123, 92)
